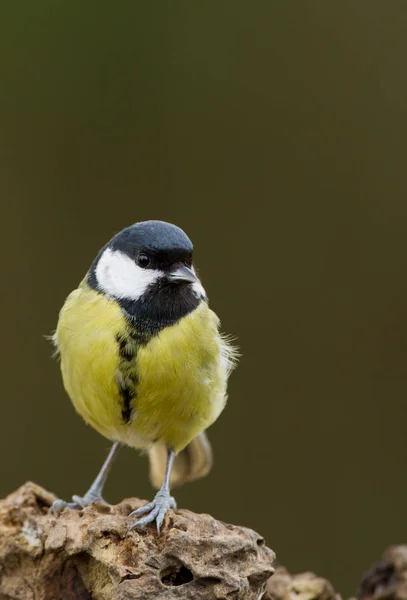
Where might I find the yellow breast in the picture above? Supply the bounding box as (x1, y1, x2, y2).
(54, 282, 234, 452)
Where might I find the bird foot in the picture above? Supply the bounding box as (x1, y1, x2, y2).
(129, 489, 176, 533)
(49, 492, 107, 516)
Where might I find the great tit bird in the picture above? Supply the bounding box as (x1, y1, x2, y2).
(50, 220, 237, 532)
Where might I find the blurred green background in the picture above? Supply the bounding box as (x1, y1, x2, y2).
(0, 1, 406, 595)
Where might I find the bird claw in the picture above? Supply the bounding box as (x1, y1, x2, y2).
(129, 490, 176, 533)
(49, 498, 79, 516)
(49, 493, 106, 516)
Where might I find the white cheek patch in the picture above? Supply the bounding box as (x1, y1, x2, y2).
(191, 265, 207, 299)
(192, 281, 207, 299)
(95, 248, 161, 301)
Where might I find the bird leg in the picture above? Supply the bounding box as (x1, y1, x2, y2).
(50, 441, 121, 515)
(130, 448, 176, 533)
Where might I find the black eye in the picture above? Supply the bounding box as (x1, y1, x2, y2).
(137, 253, 150, 268)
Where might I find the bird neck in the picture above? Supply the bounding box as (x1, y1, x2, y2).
(86, 272, 203, 338)
(117, 286, 202, 337)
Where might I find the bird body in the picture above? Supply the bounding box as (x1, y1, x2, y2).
(51, 220, 236, 531)
(55, 280, 231, 453)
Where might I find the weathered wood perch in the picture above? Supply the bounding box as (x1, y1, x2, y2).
(0, 482, 275, 599)
(264, 567, 341, 600)
(262, 545, 407, 600)
(0, 482, 405, 600)
(357, 545, 407, 600)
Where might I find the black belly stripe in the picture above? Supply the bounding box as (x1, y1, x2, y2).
(128, 329, 151, 345)
(119, 381, 137, 423)
(116, 333, 139, 424)
(116, 334, 136, 361)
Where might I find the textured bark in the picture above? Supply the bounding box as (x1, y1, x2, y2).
(1, 482, 405, 600)
(0, 482, 275, 599)
(264, 566, 342, 600)
(263, 547, 407, 600)
(357, 546, 407, 600)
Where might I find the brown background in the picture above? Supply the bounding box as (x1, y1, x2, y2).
(0, 2, 406, 595)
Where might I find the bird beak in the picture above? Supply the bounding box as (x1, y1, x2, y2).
(169, 265, 199, 284)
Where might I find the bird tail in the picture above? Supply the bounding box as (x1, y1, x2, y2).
(148, 431, 213, 489)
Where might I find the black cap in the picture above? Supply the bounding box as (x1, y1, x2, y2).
(110, 220, 193, 258)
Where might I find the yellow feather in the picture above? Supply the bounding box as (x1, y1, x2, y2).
(54, 281, 236, 454)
